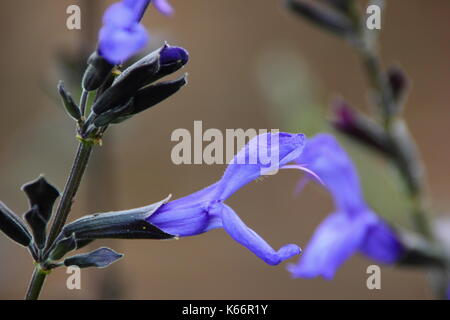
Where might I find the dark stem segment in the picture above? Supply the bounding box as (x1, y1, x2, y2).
(358, 46, 433, 239)
(45, 142, 93, 252)
(25, 141, 93, 300)
(25, 267, 48, 300)
(351, 6, 449, 298)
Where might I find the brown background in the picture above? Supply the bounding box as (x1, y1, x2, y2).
(0, 0, 449, 299)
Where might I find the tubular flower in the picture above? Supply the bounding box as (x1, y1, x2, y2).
(153, 0, 174, 16)
(146, 132, 306, 265)
(287, 133, 405, 279)
(98, 0, 174, 64)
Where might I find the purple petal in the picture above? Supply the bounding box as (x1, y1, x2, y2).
(123, 0, 152, 21)
(217, 132, 306, 201)
(296, 133, 367, 215)
(153, 0, 174, 16)
(287, 212, 368, 279)
(99, 23, 148, 64)
(159, 44, 189, 66)
(103, 3, 137, 27)
(147, 183, 221, 237)
(360, 217, 405, 263)
(213, 204, 301, 265)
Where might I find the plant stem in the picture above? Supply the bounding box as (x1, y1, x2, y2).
(24, 141, 93, 300)
(353, 11, 449, 299)
(46, 141, 93, 250)
(356, 38, 433, 240)
(25, 266, 48, 300)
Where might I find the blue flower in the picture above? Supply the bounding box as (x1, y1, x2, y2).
(99, 0, 150, 64)
(147, 132, 305, 265)
(153, 0, 174, 16)
(287, 134, 405, 279)
(98, 0, 174, 64)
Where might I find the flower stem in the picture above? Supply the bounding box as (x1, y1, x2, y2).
(24, 141, 93, 300)
(353, 10, 449, 299)
(25, 266, 48, 300)
(46, 141, 93, 251)
(359, 47, 433, 239)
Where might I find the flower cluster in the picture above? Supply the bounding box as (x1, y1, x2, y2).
(76, 0, 189, 142)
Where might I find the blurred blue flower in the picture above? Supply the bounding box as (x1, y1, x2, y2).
(287, 134, 405, 279)
(98, 0, 174, 64)
(153, 0, 174, 16)
(147, 132, 305, 265)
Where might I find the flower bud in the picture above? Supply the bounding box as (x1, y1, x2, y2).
(387, 66, 409, 105)
(0, 201, 32, 247)
(82, 51, 114, 91)
(83, 44, 189, 135)
(331, 98, 391, 155)
(285, 0, 356, 37)
(90, 51, 160, 117)
(57, 81, 81, 121)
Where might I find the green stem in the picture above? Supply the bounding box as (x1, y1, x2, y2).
(25, 266, 49, 300)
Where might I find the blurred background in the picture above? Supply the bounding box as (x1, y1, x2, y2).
(0, 0, 449, 299)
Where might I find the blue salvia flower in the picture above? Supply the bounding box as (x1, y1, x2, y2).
(153, 0, 174, 16)
(146, 132, 305, 265)
(99, 0, 174, 64)
(287, 133, 405, 279)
